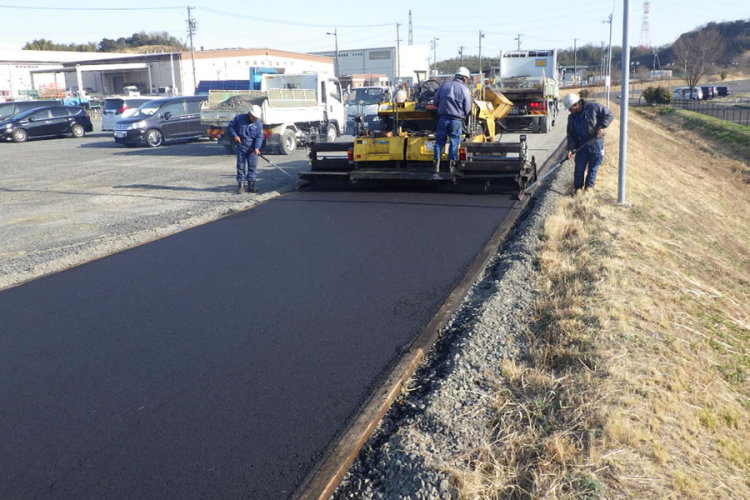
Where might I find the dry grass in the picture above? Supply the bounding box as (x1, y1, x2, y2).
(450, 103, 750, 498)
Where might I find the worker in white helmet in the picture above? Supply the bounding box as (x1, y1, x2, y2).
(433, 67, 473, 173)
(563, 93, 614, 191)
(227, 104, 264, 193)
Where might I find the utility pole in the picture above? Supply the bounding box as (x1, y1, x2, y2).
(396, 23, 401, 82)
(514, 34, 522, 51)
(186, 6, 197, 93)
(478, 30, 485, 80)
(326, 29, 339, 77)
(458, 46, 464, 63)
(408, 10, 413, 45)
(430, 37, 439, 75)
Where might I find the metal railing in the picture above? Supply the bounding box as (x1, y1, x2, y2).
(671, 98, 750, 127)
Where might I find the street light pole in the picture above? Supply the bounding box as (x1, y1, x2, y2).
(619, 0, 631, 205)
(326, 29, 339, 77)
(573, 38, 578, 85)
(604, 10, 614, 107)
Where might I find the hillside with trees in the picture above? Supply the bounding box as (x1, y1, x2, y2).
(435, 19, 749, 77)
(23, 31, 187, 53)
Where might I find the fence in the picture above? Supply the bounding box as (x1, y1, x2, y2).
(671, 98, 750, 127)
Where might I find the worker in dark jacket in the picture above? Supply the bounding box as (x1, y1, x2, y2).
(433, 66, 473, 172)
(563, 93, 614, 191)
(227, 104, 264, 193)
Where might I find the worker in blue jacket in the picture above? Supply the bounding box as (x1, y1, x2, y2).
(227, 104, 264, 193)
(563, 93, 614, 191)
(433, 67, 473, 172)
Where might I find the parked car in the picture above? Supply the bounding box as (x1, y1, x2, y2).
(700, 86, 716, 99)
(672, 86, 703, 101)
(0, 105, 93, 143)
(716, 86, 731, 97)
(101, 97, 153, 131)
(113, 95, 208, 147)
(344, 86, 391, 134)
(0, 99, 64, 120)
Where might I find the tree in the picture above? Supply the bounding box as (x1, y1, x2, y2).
(672, 28, 725, 91)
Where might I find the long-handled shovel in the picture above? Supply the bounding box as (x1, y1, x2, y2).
(258, 154, 295, 179)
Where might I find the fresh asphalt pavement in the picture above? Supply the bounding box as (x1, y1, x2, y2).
(0, 188, 520, 498)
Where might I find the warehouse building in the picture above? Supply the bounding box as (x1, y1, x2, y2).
(0, 47, 334, 100)
(311, 45, 429, 87)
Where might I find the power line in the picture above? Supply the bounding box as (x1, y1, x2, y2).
(198, 7, 393, 28)
(0, 4, 183, 10)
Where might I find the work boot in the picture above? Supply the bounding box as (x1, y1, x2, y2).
(449, 160, 456, 173)
(236, 182, 245, 194)
(433, 157, 440, 173)
(246, 181, 257, 193)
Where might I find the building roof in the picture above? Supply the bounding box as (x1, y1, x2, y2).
(0, 48, 132, 64)
(0, 47, 334, 65)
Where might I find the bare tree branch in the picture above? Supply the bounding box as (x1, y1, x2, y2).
(672, 29, 725, 90)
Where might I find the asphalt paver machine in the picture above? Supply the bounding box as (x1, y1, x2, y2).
(301, 76, 537, 194)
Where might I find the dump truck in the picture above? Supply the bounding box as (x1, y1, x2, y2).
(301, 76, 537, 194)
(492, 49, 560, 133)
(200, 72, 346, 154)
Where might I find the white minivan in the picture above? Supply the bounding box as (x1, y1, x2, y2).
(672, 86, 703, 101)
(101, 97, 153, 131)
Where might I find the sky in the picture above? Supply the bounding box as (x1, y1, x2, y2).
(0, 0, 747, 60)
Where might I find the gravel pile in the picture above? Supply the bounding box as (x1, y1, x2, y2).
(213, 93, 266, 109)
(332, 164, 573, 499)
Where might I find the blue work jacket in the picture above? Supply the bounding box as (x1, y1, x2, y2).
(434, 77, 472, 120)
(566, 100, 614, 150)
(227, 113, 264, 151)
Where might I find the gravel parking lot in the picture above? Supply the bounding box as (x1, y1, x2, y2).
(0, 121, 307, 290)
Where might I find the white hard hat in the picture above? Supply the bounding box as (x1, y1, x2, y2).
(248, 104, 262, 118)
(455, 67, 471, 79)
(563, 93, 580, 110)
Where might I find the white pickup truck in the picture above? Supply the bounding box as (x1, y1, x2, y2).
(200, 73, 346, 154)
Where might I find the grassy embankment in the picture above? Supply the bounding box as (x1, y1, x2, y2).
(452, 102, 750, 497)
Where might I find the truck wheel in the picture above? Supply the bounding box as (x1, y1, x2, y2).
(280, 129, 296, 155)
(145, 129, 163, 147)
(540, 114, 549, 133)
(324, 123, 337, 143)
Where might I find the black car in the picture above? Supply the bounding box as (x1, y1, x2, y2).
(0, 99, 64, 120)
(0, 105, 93, 143)
(716, 86, 731, 97)
(113, 95, 207, 147)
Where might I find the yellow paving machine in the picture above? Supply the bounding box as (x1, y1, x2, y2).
(301, 77, 538, 193)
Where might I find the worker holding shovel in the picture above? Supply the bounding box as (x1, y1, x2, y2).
(563, 93, 614, 191)
(227, 104, 264, 194)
